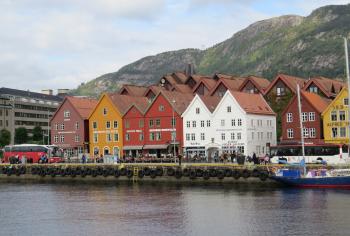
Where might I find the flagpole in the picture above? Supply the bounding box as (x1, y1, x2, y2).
(297, 84, 305, 163)
(344, 38, 350, 154)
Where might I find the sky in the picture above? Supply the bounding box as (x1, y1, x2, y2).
(0, 0, 349, 93)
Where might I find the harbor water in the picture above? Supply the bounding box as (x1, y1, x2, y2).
(0, 181, 349, 236)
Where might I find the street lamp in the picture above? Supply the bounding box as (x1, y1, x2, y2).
(172, 99, 176, 163)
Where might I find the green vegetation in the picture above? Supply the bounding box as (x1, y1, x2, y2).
(0, 129, 11, 147)
(32, 126, 43, 142)
(14, 127, 28, 144)
(73, 4, 350, 97)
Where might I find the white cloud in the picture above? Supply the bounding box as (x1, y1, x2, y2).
(0, 0, 348, 93)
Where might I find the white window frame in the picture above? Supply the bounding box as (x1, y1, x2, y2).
(309, 112, 315, 122)
(287, 113, 293, 123)
(287, 129, 293, 138)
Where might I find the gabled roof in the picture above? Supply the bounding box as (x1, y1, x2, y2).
(264, 73, 306, 95)
(143, 85, 163, 97)
(108, 93, 149, 115)
(210, 77, 245, 95)
(238, 76, 270, 93)
(171, 84, 193, 93)
(144, 90, 194, 115)
(192, 77, 217, 93)
(119, 84, 148, 96)
(51, 96, 97, 122)
(67, 97, 98, 119)
(123, 97, 151, 116)
(172, 72, 188, 84)
(199, 95, 221, 112)
(229, 90, 275, 115)
(303, 76, 345, 98)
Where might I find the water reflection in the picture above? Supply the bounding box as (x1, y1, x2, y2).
(0, 182, 349, 236)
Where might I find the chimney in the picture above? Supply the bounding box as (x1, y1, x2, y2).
(41, 89, 53, 95)
(185, 64, 195, 76)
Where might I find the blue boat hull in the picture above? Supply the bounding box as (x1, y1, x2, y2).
(271, 176, 350, 188)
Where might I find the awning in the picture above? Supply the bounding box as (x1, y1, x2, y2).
(123, 145, 144, 150)
(143, 144, 168, 150)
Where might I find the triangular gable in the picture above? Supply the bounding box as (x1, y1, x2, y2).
(264, 74, 305, 95)
(212, 90, 246, 116)
(181, 94, 213, 118)
(88, 93, 122, 120)
(321, 87, 348, 117)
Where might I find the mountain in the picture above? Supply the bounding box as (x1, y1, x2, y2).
(73, 4, 350, 97)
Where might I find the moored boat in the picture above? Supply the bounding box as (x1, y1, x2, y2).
(271, 168, 350, 188)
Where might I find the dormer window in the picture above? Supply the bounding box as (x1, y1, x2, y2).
(276, 87, 285, 96)
(103, 108, 107, 115)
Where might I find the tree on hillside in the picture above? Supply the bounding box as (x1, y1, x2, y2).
(0, 129, 11, 147)
(15, 127, 28, 144)
(32, 126, 43, 142)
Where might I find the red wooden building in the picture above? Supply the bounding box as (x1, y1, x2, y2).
(143, 90, 194, 157)
(50, 96, 97, 157)
(122, 98, 149, 157)
(281, 91, 330, 144)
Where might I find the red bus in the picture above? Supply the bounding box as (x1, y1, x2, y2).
(3, 144, 63, 164)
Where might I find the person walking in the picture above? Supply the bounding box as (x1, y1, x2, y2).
(82, 154, 86, 164)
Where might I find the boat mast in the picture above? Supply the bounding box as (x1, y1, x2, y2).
(344, 37, 350, 154)
(297, 84, 305, 162)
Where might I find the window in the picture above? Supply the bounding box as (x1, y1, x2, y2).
(309, 112, 315, 122)
(227, 106, 231, 113)
(332, 127, 338, 138)
(200, 133, 205, 141)
(114, 121, 118, 128)
(106, 121, 111, 129)
(192, 121, 196, 128)
(186, 121, 190, 128)
(221, 133, 225, 141)
(302, 128, 309, 138)
(287, 129, 294, 138)
(231, 119, 235, 126)
(60, 135, 64, 142)
(149, 120, 154, 127)
(340, 127, 346, 138)
(302, 112, 308, 122)
(309, 128, 316, 138)
(156, 132, 161, 140)
(344, 98, 349, 105)
(106, 133, 112, 142)
(54, 135, 59, 143)
(186, 133, 190, 141)
(75, 135, 80, 142)
(125, 133, 130, 141)
(75, 122, 79, 130)
(171, 131, 176, 141)
(171, 118, 176, 127)
(139, 133, 144, 141)
(339, 111, 346, 121)
(61, 123, 65, 130)
(150, 132, 155, 141)
(231, 133, 235, 140)
(139, 120, 144, 128)
(238, 119, 242, 126)
(251, 119, 254, 127)
(237, 133, 241, 140)
(155, 119, 161, 127)
(55, 123, 58, 130)
(221, 119, 225, 127)
(207, 120, 211, 127)
(93, 121, 97, 129)
(103, 108, 107, 115)
(191, 133, 195, 141)
(309, 86, 318, 93)
(251, 132, 254, 140)
(159, 105, 164, 111)
(287, 113, 293, 123)
(114, 133, 119, 142)
(201, 120, 205, 127)
(196, 107, 200, 114)
(331, 111, 337, 121)
(64, 110, 70, 118)
(276, 87, 285, 96)
(93, 133, 98, 143)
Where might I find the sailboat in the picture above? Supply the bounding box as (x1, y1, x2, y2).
(270, 38, 350, 189)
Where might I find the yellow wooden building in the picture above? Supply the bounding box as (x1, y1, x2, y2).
(321, 87, 350, 144)
(88, 93, 124, 158)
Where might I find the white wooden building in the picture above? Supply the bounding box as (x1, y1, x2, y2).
(181, 94, 220, 159)
(212, 90, 277, 157)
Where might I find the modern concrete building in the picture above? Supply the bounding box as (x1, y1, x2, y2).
(0, 87, 63, 144)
